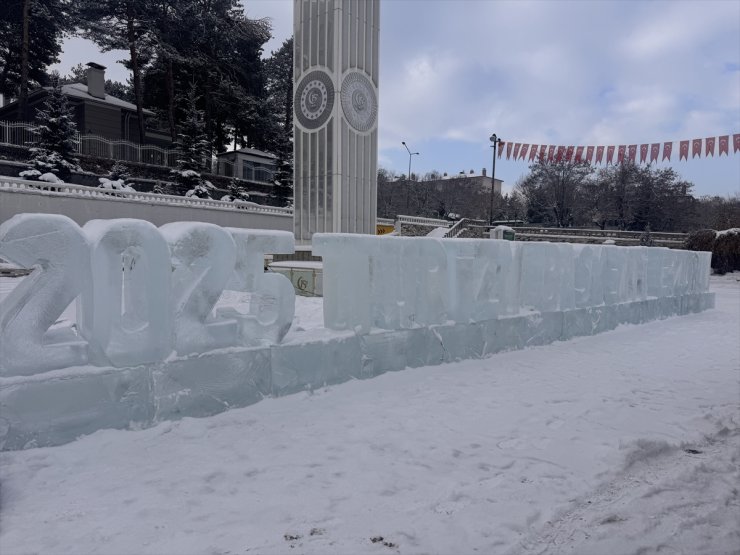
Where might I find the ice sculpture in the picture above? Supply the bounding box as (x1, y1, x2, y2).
(80, 219, 172, 367)
(0, 214, 90, 375)
(160, 222, 238, 356)
(218, 228, 295, 345)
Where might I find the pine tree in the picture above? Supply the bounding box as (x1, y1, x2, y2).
(173, 83, 214, 198)
(221, 177, 250, 203)
(19, 73, 80, 182)
(265, 37, 294, 207)
(0, 0, 72, 117)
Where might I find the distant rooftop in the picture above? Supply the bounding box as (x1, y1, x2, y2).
(61, 83, 154, 115)
(219, 147, 277, 159)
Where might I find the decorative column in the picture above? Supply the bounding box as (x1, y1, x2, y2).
(293, 0, 380, 243)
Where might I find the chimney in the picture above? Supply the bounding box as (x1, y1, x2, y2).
(86, 62, 106, 99)
(482, 167, 486, 176)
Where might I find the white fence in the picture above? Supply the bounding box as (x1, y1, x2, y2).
(0, 177, 292, 216)
(0, 120, 267, 182)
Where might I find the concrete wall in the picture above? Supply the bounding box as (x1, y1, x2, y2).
(0, 187, 292, 231)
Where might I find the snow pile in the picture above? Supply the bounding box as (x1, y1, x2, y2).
(98, 177, 135, 191)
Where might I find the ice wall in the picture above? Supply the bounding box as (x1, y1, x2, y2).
(312, 235, 711, 333)
(0, 215, 714, 450)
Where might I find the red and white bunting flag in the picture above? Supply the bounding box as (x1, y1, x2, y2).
(520, 144, 530, 160)
(705, 137, 715, 157)
(650, 143, 660, 163)
(556, 146, 565, 162)
(506, 142, 513, 160)
(565, 146, 575, 162)
(663, 142, 672, 161)
(606, 146, 615, 164)
(718, 135, 729, 156)
(640, 144, 648, 163)
(498, 141, 505, 158)
(529, 144, 538, 161)
(692, 138, 702, 158)
(628, 145, 637, 162)
(734, 133, 740, 153)
(547, 145, 555, 161)
(586, 146, 595, 163)
(617, 145, 626, 164)
(679, 140, 689, 160)
(512, 143, 521, 160)
(575, 146, 584, 163)
(595, 146, 605, 164)
(542, 145, 549, 161)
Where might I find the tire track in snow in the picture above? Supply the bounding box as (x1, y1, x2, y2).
(510, 413, 740, 555)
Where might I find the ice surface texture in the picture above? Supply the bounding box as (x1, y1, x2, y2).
(0, 215, 295, 376)
(313, 235, 712, 333)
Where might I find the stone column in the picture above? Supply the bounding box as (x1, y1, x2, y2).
(293, 0, 380, 243)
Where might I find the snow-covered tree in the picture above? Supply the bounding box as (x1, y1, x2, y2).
(221, 177, 249, 202)
(20, 73, 80, 182)
(171, 83, 213, 198)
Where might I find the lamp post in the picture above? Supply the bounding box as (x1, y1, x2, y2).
(402, 141, 419, 214)
(489, 133, 501, 226)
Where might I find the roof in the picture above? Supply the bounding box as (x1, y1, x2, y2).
(217, 147, 277, 159)
(61, 83, 154, 115)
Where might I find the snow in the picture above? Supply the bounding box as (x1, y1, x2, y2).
(269, 260, 323, 270)
(98, 177, 135, 191)
(0, 275, 737, 555)
(426, 226, 449, 238)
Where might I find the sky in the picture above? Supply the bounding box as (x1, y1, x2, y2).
(55, 0, 740, 196)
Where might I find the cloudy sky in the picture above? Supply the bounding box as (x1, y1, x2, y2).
(56, 0, 740, 196)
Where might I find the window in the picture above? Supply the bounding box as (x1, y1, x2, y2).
(242, 160, 275, 183)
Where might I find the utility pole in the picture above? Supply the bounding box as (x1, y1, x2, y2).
(489, 134, 502, 226)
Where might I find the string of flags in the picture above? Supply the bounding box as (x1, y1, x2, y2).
(497, 134, 740, 164)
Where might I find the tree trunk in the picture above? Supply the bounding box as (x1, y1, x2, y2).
(18, 0, 31, 120)
(166, 57, 176, 141)
(126, 1, 146, 144)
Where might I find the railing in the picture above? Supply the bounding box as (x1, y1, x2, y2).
(0, 177, 293, 216)
(376, 217, 395, 226)
(515, 227, 687, 241)
(0, 120, 274, 184)
(396, 215, 451, 227)
(443, 219, 467, 238)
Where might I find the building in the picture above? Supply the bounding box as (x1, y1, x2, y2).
(377, 168, 504, 221)
(427, 168, 502, 196)
(0, 63, 170, 147)
(215, 147, 277, 184)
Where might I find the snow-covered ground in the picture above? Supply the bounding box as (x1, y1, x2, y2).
(1, 275, 738, 555)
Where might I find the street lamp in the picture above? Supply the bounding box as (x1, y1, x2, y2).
(402, 141, 419, 214)
(489, 133, 502, 226)
(401, 141, 419, 181)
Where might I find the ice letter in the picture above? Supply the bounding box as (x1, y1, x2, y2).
(160, 222, 238, 356)
(80, 219, 171, 366)
(313, 234, 372, 332)
(0, 214, 90, 375)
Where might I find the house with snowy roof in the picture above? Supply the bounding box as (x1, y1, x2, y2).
(215, 147, 277, 184)
(0, 62, 171, 147)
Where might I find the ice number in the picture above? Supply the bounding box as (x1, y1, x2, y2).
(0, 214, 90, 376)
(79, 219, 172, 367)
(160, 223, 239, 356)
(218, 229, 295, 345)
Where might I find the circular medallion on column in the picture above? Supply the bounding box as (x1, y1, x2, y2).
(295, 70, 334, 130)
(340, 71, 378, 133)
